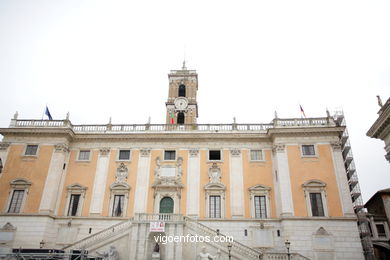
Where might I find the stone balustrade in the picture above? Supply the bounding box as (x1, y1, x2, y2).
(7, 117, 336, 134)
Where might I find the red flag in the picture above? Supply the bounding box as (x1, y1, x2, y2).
(300, 105, 306, 118)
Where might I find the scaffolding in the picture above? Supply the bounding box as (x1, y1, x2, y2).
(333, 110, 375, 260)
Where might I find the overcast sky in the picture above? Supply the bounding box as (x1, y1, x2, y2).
(0, 0, 389, 202)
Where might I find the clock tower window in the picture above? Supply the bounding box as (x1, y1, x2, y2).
(178, 84, 186, 97)
(177, 112, 185, 125)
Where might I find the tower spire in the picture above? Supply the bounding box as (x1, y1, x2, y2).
(182, 60, 187, 70)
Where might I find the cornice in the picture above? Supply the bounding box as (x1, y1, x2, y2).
(367, 100, 390, 139)
(0, 127, 75, 141)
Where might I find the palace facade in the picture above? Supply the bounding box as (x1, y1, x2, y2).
(0, 65, 364, 259)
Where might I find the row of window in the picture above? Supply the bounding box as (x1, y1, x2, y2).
(20, 144, 317, 160)
(6, 190, 325, 218)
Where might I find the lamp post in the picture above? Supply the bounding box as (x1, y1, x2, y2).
(285, 240, 291, 260)
(227, 242, 232, 260)
(39, 240, 45, 249)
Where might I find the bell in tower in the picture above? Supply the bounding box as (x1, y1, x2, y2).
(165, 61, 199, 125)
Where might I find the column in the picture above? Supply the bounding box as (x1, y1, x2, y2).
(39, 144, 69, 214)
(229, 149, 245, 218)
(133, 149, 151, 213)
(186, 149, 200, 217)
(89, 148, 111, 216)
(0, 142, 10, 174)
(273, 144, 294, 216)
(331, 142, 355, 216)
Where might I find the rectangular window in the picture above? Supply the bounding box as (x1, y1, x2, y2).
(209, 195, 221, 218)
(68, 194, 81, 216)
(302, 145, 316, 156)
(8, 190, 24, 213)
(25, 145, 38, 156)
(78, 150, 90, 161)
(310, 193, 325, 216)
(164, 150, 176, 160)
(376, 224, 386, 237)
(209, 150, 221, 161)
(118, 150, 130, 160)
(250, 150, 264, 161)
(254, 195, 267, 218)
(112, 195, 125, 217)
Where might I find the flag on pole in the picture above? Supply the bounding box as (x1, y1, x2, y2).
(45, 106, 53, 120)
(300, 105, 306, 118)
(169, 111, 175, 124)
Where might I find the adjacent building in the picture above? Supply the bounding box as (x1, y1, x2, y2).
(0, 64, 364, 259)
(365, 189, 390, 259)
(367, 96, 390, 163)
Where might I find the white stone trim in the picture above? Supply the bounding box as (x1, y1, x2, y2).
(163, 149, 177, 161)
(4, 178, 32, 213)
(207, 149, 223, 162)
(330, 142, 355, 216)
(204, 183, 226, 219)
(22, 143, 40, 157)
(133, 150, 151, 213)
(229, 149, 244, 218)
(0, 143, 10, 177)
(64, 183, 87, 216)
(248, 149, 265, 162)
(76, 149, 91, 162)
(89, 149, 111, 215)
(153, 193, 180, 214)
(108, 183, 130, 217)
(300, 143, 318, 158)
(39, 144, 68, 214)
(116, 148, 132, 161)
(302, 180, 329, 217)
(272, 144, 294, 216)
(186, 151, 200, 216)
(249, 184, 271, 219)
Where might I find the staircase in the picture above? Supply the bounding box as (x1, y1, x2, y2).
(185, 217, 262, 260)
(62, 214, 311, 260)
(185, 217, 311, 260)
(62, 217, 133, 250)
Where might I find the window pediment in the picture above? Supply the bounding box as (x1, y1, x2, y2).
(204, 183, 226, 191)
(249, 184, 271, 192)
(10, 178, 32, 189)
(302, 180, 326, 188)
(66, 183, 87, 192)
(110, 182, 130, 191)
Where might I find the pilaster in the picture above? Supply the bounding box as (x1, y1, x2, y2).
(186, 149, 200, 217)
(89, 148, 111, 216)
(133, 149, 151, 213)
(229, 149, 245, 218)
(330, 142, 355, 216)
(0, 142, 10, 176)
(272, 144, 294, 217)
(39, 143, 69, 214)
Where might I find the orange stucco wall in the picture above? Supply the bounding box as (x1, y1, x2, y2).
(0, 144, 53, 213)
(242, 149, 276, 218)
(101, 150, 139, 217)
(287, 144, 343, 217)
(58, 149, 98, 216)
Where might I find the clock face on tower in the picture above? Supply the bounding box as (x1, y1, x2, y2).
(174, 97, 188, 110)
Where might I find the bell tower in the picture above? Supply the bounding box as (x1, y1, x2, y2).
(165, 62, 198, 125)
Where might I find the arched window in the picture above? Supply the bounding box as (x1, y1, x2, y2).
(159, 197, 174, 213)
(178, 84, 186, 97)
(177, 112, 185, 124)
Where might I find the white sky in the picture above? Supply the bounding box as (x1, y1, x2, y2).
(0, 0, 389, 202)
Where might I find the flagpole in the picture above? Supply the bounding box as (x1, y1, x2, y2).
(42, 104, 47, 120)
